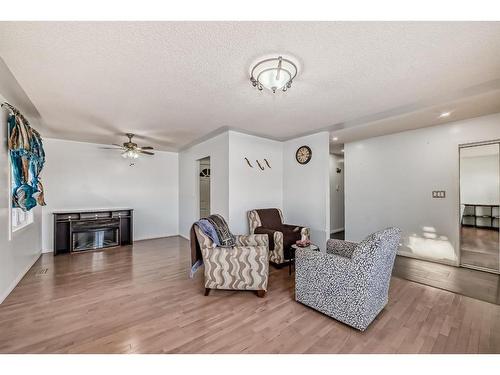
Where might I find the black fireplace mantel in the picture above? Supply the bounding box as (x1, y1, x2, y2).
(53, 208, 133, 255)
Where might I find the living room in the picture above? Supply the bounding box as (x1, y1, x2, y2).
(1, 1, 500, 372)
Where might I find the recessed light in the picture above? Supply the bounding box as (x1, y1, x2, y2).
(439, 111, 451, 118)
(332, 137, 338, 141)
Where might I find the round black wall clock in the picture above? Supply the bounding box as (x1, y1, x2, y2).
(296, 145, 312, 164)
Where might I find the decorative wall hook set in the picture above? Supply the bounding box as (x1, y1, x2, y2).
(245, 157, 272, 170)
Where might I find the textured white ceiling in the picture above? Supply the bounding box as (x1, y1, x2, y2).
(0, 21, 499, 151)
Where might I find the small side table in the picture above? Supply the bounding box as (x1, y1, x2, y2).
(289, 244, 319, 275)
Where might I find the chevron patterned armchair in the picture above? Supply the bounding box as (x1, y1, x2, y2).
(295, 227, 401, 331)
(193, 224, 270, 297)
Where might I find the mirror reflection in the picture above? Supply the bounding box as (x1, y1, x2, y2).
(459, 143, 500, 272)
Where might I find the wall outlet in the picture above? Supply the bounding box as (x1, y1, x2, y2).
(432, 190, 446, 198)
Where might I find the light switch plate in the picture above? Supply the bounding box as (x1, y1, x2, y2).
(432, 190, 446, 198)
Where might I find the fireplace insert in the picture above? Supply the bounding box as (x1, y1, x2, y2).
(72, 218, 120, 251)
(53, 209, 133, 255)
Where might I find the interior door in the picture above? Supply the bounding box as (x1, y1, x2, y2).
(199, 157, 210, 219)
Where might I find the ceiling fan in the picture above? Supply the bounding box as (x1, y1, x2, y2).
(111, 133, 155, 159)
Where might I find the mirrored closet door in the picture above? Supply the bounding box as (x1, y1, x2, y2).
(459, 142, 500, 273)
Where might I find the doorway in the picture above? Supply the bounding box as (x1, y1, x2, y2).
(198, 157, 211, 219)
(330, 150, 345, 240)
(459, 142, 500, 273)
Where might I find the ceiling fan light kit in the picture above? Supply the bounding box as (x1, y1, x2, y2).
(122, 149, 140, 159)
(250, 55, 298, 93)
(110, 133, 155, 161)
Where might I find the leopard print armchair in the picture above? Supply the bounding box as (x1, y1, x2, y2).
(193, 225, 270, 297)
(295, 227, 401, 331)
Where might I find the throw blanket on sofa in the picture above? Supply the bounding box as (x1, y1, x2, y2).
(189, 214, 236, 270)
(196, 219, 220, 246)
(206, 214, 235, 247)
(190, 224, 203, 267)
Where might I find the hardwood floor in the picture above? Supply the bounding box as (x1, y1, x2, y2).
(0, 236, 499, 353)
(394, 256, 500, 305)
(460, 226, 499, 271)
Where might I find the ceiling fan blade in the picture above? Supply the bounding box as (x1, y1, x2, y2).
(139, 150, 155, 155)
(140, 146, 154, 150)
(100, 146, 124, 150)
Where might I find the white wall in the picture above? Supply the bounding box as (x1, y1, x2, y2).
(179, 129, 329, 244)
(228, 131, 283, 234)
(179, 132, 229, 238)
(329, 153, 345, 233)
(0, 93, 43, 303)
(460, 154, 499, 205)
(42, 138, 179, 252)
(283, 132, 330, 250)
(345, 112, 500, 265)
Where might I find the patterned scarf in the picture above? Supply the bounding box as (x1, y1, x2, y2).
(206, 214, 236, 247)
(6, 106, 46, 211)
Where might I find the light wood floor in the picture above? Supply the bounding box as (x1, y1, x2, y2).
(460, 226, 499, 271)
(0, 236, 499, 354)
(394, 256, 500, 305)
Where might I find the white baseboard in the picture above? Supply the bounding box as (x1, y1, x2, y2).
(134, 234, 179, 242)
(330, 227, 345, 234)
(0, 251, 41, 305)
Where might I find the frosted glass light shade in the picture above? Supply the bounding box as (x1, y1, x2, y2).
(258, 69, 292, 92)
(250, 56, 297, 93)
(122, 150, 139, 159)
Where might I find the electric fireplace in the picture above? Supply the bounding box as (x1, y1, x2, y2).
(53, 209, 133, 255)
(72, 218, 120, 251)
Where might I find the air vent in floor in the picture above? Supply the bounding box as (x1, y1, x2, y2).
(34, 268, 49, 275)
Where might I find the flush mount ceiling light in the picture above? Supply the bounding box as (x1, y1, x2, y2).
(250, 56, 298, 93)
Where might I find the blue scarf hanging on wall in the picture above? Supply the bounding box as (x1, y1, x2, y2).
(4, 103, 46, 211)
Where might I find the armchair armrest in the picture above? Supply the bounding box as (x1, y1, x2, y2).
(254, 227, 284, 263)
(254, 227, 283, 247)
(326, 239, 357, 258)
(282, 224, 310, 241)
(282, 224, 303, 232)
(235, 234, 269, 247)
